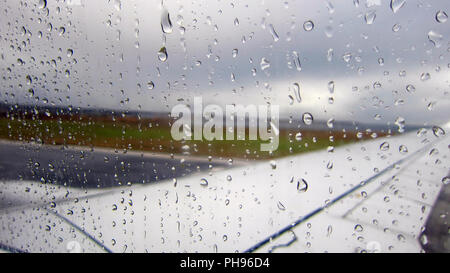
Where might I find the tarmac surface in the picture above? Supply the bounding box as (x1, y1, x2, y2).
(0, 141, 229, 189)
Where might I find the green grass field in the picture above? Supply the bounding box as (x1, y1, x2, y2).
(0, 116, 376, 160)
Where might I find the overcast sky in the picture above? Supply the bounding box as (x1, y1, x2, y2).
(0, 0, 449, 126)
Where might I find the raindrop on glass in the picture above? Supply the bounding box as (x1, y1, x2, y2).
(432, 126, 445, 137)
(297, 178, 308, 193)
(161, 9, 173, 34)
(364, 11, 376, 25)
(302, 113, 313, 125)
(38, 0, 47, 9)
(268, 24, 279, 42)
(436, 11, 448, 23)
(390, 0, 406, 14)
(260, 58, 270, 70)
(380, 142, 390, 151)
(328, 81, 335, 94)
(427, 30, 443, 48)
(158, 47, 168, 62)
(303, 20, 314, 31)
(200, 178, 209, 187)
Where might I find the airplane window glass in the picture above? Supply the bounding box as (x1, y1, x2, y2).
(0, 0, 449, 253)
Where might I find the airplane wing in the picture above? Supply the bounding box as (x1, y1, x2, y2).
(0, 126, 448, 253)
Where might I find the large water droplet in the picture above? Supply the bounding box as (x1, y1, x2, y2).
(442, 176, 450, 185)
(436, 10, 448, 23)
(158, 47, 168, 62)
(303, 20, 314, 31)
(161, 9, 173, 34)
(302, 113, 313, 125)
(390, 0, 406, 14)
(432, 126, 445, 137)
(293, 83, 301, 103)
(364, 10, 376, 24)
(297, 178, 308, 193)
(38, 0, 47, 9)
(427, 30, 443, 48)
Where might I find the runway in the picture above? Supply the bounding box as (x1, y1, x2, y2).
(0, 141, 230, 189)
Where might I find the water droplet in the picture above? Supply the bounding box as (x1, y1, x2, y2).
(380, 141, 390, 151)
(327, 48, 334, 62)
(420, 233, 428, 245)
(428, 30, 443, 48)
(295, 132, 302, 141)
(390, 0, 406, 14)
(200, 178, 209, 187)
(432, 126, 445, 137)
(327, 225, 333, 237)
(268, 24, 279, 42)
(25, 75, 32, 85)
(392, 24, 401, 32)
(406, 84, 415, 93)
(364, 10, 376, 24)
(292, 83, 301, 103)
(260, 58, 270, 70)
(270, 160, 277, 169)
(277, 201, 286, 211)
(442, 176, 450, 185)
(232, 49, 238, 58)
(161, 9, 173, 34)
(292, 51, 302, 71)
(436, 10, 448, 23)
(302, 112, 313, 125)
(354, 224, 364, 232)
(303, 20, 314, 31)
(327, 81, 335, 94)
(38, 0, 47, 9)
(297, 178, 308, 193)
(147, 81, 155, 90)
(399, 145, 408, 154)
(114, 0, 122, 11)
(420, 72, 430, 81)
(342, 52, 352, 63)
(158, 47, 168, 62)
(327, 161, 334, 170)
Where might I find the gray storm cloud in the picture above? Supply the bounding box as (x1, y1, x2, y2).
(0, 0, 449, 126)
